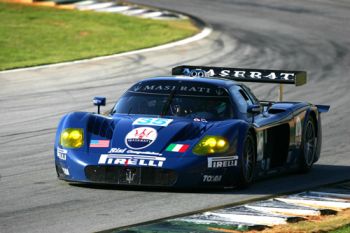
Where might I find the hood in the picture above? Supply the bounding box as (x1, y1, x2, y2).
(86, 114, 218, 156)
(57, 112, 246, 169)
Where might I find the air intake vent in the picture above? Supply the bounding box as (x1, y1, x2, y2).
(85, 166, 177, 186)
(171, 123, 203, 141)
(268, 108, 286, 114)
(87, 115, 115, 139)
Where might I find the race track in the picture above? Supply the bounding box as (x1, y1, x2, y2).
(1, 0, 350, 232)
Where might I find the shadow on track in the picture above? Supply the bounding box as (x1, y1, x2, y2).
(68, 164, 350, 195)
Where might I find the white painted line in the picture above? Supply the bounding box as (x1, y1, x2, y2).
(141, 12, 163, 18)
(275, 197, 350, 210)
(207, 212, 288, 226)
(154, 12, 182, 20)
(74, 0, 95, 6)
(245, 205, 321, 216)
(177, 215, 258, 226)
(78, 2, 115, 10)
(95, 6, 131, 13)
(1, 27, 212, 74)
(122, 9, 148, 16)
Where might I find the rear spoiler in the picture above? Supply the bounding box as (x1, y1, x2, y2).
(172, 65, 307, 101)
(172, 65, 307, 86)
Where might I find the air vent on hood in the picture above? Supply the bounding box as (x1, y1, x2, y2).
(87, 115, 115, 139)
(171, 123, 204, 142)
(268, 108, 286, 114)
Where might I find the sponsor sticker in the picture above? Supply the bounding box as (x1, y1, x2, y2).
(203, 175, 222, 183)
(108, 147, 162, 156)
(166, 144, 190, 153)
(208, 156, 238, 168)
(142, 84, 211, 94)
(295, 116, 302, 145)
(133, 118, 173, 127)
(57, 148, 67, 161)
(125, 127, 157, 150)
(131, 82, 229, 97)
(183, 68, 296, 81)
(98, 154, 166, 167)
(62, 167, 70, 176)
(108, 148, 127, 153)
(193, 118, 207, 122)
(90, 140, 110, 148)
(256, 131, 264, 161)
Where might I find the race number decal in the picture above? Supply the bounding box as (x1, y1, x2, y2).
(133, 118, 173, 127)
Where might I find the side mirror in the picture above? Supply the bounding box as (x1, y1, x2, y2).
(247, 104, 261, 123)
(247, 104, 261, 114)
(93, 96, 106, 114)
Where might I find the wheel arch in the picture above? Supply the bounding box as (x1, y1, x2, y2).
(248, 127, 258, 159)
(304, 107, 322, 162)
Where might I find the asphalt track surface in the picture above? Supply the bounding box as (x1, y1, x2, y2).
(1, 1, 350, 232)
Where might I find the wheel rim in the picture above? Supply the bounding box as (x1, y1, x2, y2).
(243, 137, 254, 181)
(304, 121, 316, 166)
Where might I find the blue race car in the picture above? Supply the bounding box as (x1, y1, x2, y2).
(54, 65, 329, 188)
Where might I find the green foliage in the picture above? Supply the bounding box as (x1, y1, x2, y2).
(0, 2, 198, 70)
(329, 224, 350, 233)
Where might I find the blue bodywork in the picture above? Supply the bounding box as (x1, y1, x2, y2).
(54, 76, 328, 188)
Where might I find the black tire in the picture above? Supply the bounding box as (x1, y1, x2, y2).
(237, 132, 256, 188)
(298, 118, 317, 173)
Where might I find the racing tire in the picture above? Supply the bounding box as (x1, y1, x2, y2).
(237, 132, 256, 188)
(298, 117, 317, 173)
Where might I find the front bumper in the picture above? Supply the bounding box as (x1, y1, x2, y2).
(55, 148, 240, 188)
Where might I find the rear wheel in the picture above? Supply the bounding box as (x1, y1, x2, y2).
(238, 132, 256, 188)
(298, 118, 317, 173)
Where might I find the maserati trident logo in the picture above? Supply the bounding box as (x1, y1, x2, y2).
(125, 169, 136, 184)
(125, 127, 158, 149)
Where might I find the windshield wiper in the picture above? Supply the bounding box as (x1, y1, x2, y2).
(160, 88, 176, 116)
(127, 107, 133, 115)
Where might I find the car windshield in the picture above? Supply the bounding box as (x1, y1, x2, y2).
(112, 93, 233, 120)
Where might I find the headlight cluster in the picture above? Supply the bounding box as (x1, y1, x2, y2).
(60, 128, 84, 148)
(193, 136, 229, 155)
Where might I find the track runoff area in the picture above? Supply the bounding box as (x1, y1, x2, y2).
(99, 181, 350, 233)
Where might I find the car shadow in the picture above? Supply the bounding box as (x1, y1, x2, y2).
(69, 164, 350, 196)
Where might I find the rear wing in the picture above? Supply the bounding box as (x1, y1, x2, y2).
(172, 65, 307, 101)
(172, 65, 307, 86)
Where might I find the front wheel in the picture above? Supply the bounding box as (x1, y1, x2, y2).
(298, 118, 317, 173)
(237, 132, 256, 188)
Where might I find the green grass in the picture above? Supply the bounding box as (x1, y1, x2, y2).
(0, 2, 198, 70)
(329, 224, 350, 233)
(251, 209, 350, 233)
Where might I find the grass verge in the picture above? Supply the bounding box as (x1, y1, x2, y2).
(329, 224, 350, 233)
(241, 209, 350, 233)
(0, 2, 199, 70)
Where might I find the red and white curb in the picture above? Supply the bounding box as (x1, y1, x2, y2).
(74, 1, 186, 20)
(176, 183, 350, 228)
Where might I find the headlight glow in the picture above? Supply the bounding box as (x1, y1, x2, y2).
(193, 136, 229, 155)
(60, 128, 84, 148)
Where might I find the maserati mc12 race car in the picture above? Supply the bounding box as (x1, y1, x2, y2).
(54, 65, 330, 188)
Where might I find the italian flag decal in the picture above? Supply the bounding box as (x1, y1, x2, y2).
(166, 144, 190, 153)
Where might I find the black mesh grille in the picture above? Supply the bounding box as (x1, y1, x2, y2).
(85, 166, 177, 186)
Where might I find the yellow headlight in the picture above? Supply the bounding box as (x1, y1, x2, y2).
(60, 128, 84, 148)
(193, 136, 229, 155)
